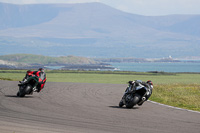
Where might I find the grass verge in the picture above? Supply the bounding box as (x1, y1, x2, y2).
(150, 84, 200, 111)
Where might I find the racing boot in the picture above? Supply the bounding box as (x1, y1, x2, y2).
(33, 86, 38, 92)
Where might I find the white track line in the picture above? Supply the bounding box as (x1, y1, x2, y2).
(148, 100, 200, 114)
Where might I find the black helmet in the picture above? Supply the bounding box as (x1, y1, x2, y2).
(38, 68, 44, 72)
(27, 70, 31, 73)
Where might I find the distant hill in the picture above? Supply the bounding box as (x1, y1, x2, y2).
(0, 54, 112, 70)
(0, 54, 193, 70)
(0, 54, 97, 65)
(0, 2, 200, 58)
(0, 59, 30, 69)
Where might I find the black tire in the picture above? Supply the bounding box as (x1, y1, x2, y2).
(18, 91, 25, 97)
(17, 85, 31, 97)
(25, 85, 32, 94)
(17, 86, 25, 97)
(17, 91, 20, 97)
(126, 94, 141, 108)
(119, 100, 124, 107)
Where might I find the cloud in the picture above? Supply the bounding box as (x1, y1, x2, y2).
(1, 0, 200, 16)
(100, 0, 200, 16)
(0, 0, 100, 4)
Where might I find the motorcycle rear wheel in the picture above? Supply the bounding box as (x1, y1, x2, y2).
(126, 94, 141, 108)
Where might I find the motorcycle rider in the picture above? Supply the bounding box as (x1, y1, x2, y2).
(124, 80, 153, 106)
(19, 68, 46, 92)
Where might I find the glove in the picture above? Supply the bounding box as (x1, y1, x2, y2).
(128, 81, 135, 84)
(128, 81, 133, 84)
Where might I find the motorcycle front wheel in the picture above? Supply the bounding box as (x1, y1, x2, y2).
(17, 85, 32, 97)
(17, 90, 25, 97)
(119, 100, 124, 107)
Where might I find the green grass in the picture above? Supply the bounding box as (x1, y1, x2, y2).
(1, 70, 200, 84)
(46, 73, 200, 84)
(0, 70, 200, 111)
(150, 84, 200, 111)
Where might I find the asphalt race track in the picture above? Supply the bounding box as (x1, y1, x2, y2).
(0, 80, 200, 133)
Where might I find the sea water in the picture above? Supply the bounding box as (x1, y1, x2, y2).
(110, 62, 200, 72)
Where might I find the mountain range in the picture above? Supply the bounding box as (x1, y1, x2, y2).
(0, 2, 200, 58)
(0, 54, 183, 70)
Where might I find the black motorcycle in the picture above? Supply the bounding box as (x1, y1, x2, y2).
(17, 76, 39, 97)
(119, 80, 152, 108)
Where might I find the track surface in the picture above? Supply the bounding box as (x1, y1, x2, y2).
(0, 80, 200, 133)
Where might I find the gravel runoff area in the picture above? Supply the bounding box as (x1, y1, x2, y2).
(0, 80, 200, 133)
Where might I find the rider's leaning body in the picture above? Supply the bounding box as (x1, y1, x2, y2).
(20, 68, 46, 92)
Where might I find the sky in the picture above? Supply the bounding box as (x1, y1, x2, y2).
(0, 0, 200, 16)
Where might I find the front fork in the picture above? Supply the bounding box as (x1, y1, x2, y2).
(121, 85, 134, 104)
